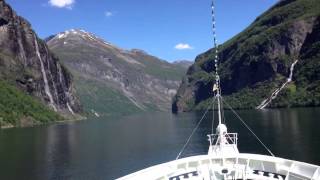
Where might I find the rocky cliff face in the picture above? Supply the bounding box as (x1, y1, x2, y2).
(173, 0, 320, 112)
(47, 29, 187, 116)
(0, 0, 81, 114)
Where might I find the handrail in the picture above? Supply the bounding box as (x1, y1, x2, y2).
(117, 154, 320, 180)
(207, 133, 238, 146)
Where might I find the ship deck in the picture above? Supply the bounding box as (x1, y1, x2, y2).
(117, 153, 320, 180)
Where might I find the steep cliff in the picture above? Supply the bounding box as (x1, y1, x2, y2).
(0, 0, 81, 126)
(173, 0, 320, 112)
(47, 29, 188, 116)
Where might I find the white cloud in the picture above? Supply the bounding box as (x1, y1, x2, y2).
(49, 0, 75, 9)
(174, 43, 193, 50)
(105, 11, 113, 17)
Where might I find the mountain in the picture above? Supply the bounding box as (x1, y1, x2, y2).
(173, 60, 193, 69)
(173, 0, 320, 112)
(0, 0, 81, 127)
(46, 29, 188, 116)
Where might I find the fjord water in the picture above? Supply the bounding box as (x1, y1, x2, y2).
(0, 108, 320, 180)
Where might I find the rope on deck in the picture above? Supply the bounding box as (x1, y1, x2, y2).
(222, 98, 275, 157)
(175, 99, 214, 160)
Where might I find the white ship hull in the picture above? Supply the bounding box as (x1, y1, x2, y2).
(117, 153, 320, 180)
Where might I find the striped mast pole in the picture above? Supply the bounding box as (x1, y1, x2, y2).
(211, 0, 222, 127)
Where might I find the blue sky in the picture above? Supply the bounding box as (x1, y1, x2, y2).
(7, 0, 277, 62)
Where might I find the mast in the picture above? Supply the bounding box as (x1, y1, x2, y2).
(216, 78, 222, 126)
(211, 0, 222, 126)
(208, 0, 239, 156)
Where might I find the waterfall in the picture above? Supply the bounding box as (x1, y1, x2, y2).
(18, 38, 27, 65)
(57, 63, 75, 114)
(34, 35, 57, 111)
(288, 60, 298, 82)
(256, 60, 298, 109)
(57, 63, 64, 84)
(67, 102, 75, 115)
(16, 25, 27, 65)
(44, 45, 59, 105)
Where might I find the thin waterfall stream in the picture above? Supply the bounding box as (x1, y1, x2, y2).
(257, 60, 299, 109)
(34, 35, 57, 111)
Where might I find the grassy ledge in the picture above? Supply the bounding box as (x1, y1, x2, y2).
(0, 80, 62, 128)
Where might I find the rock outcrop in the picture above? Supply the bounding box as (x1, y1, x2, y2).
(0, 0, 81, 114)
(173, 0, 320, 112)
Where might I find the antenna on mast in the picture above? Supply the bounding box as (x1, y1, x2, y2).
(208, 0, 239, 157)
(211, 0, 222, 126)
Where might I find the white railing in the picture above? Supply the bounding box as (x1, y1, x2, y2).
(117, 154, 320, 180)
(207, 133, 238, 146)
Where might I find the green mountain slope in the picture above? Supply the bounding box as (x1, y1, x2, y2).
(0, 81, 61, 128)
(75, 79, 142, 117)
(47, 30, 188, 117)
(173, 0, 320, 112)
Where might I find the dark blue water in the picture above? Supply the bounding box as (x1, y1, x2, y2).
(0, 108, 320, 180)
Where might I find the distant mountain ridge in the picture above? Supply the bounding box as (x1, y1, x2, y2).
(173, 0, 320, 112)
(173, 60, 193, 69)
(47, 29, 188, 116)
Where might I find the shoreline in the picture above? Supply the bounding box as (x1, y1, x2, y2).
(0, 115, 87, 130)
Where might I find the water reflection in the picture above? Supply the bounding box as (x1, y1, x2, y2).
(245, 108, 320, 164)
(0, 108, 319, 180)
